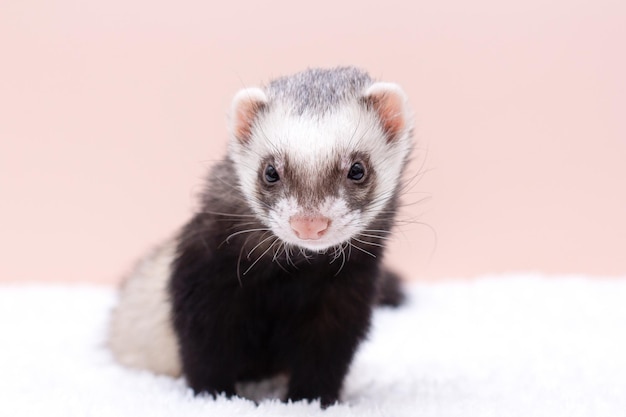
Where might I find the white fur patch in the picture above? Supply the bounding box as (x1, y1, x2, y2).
(107, 240, 181, 377)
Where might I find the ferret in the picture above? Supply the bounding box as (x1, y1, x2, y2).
(108, 67, 414, 407)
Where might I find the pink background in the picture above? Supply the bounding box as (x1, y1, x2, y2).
(1, 0, 625, 284)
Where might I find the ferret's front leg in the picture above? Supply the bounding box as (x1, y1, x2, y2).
(178, 318, 240, 398)
(286, 277, 374, 407)
(174, 290, 243, 398)
(170, 246, 242, 398)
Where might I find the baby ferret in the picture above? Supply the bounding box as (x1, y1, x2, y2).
(108, 67, 414, 407)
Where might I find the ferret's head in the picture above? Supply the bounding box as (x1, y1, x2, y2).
(228, 67, 413, 252)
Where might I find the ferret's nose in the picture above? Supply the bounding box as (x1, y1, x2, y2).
(290, 216, 330, 240)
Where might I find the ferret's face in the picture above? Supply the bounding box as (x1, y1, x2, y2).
(229, 83, 412, 251)
(253, 143, 377, 251)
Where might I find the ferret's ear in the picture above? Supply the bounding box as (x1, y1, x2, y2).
(230, 87, 268, 144)
(362, 82, 410, 143)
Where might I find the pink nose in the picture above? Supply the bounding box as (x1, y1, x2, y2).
(289, 216, 330, 240)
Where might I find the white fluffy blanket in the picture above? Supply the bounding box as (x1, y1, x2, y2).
(1, 276, 625, 416)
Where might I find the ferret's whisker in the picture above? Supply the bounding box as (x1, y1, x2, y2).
(348, 241, 377, 258)
(243, 238, 279, 276)
(353, 236, 387, 248)
(357, 232, 393, 241)
(246, 232, 275, 259)
(221, 228, 271, 246)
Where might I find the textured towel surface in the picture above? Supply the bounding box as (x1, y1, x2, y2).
(1, 276, 625, 416)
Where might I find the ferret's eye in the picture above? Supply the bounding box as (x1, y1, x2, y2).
(347, 162, 365, 182)
(264, 164, 280, 184)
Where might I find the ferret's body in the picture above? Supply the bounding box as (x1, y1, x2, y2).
(108, 67, 413, 407)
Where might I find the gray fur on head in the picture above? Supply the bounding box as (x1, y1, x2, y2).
(265, 67, 373, 116)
